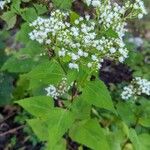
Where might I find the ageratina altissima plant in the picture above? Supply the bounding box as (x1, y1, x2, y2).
(121, 77, 150, 100)
(29, 0, 147, 72)
(0, 0, 148, 149)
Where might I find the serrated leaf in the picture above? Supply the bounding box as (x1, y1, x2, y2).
(28, 108, 75, 149)
(129, 128, 141, 150)
(1, 56, 38, 73)
(16, 23, 32, 44)
(116, 102, 136, 125)
(47, 139, 66, 150)
(47, 108, 75, 149)
(138, 117, 150, 128)
(24, 60, 65, 89)
(11, 0, 21, 12)
(81, 80, 116, 113)
(71, 97, 91, 120)
(138, 134, 150, 150)
(21, 7, 37, 22)
(16, 96, 54, 117)
(52, 0, 72, 10)
(69, 119, 110, 150)
(1, 11, 17, 29)
(27, 118, 48, 141)
(33, 4, 47, 15)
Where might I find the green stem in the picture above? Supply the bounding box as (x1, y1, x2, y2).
(56, 57, 67, 75)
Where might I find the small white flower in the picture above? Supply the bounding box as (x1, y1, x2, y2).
(69, 63, 79, 70)
(92, 0, 101, 7)
(45, 39, 51, 44)
(91, 55, 98, 61)
(87, 62, 92, 68)
(119, 56, 124, 63)
(138, 13, 143, 19)
(110, 47, 116, 54)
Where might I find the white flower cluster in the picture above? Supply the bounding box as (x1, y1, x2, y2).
(45, 78, 70, 99)
(0, 0, 11, 9)
(84, 0, 147, 38)
(29, 10, 69, 44)
(98, 1, 127, 38)
(125, 0, 147, 19)
(121, 77, 150, 100)
(29, 0, 146, 71)
(29, 9, 128, 71)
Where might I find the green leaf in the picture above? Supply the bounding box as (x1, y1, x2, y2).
(21, 7, 37, 22)
(129, 128, 141, 150)
(16, 96, 54, 117)
(71, 97, 91, 120)
(27, 118, 48, 141)
(70, 11, 80, 24)
(24, 60, 65, 89)
(47, 108, 75, 149)
(116, 102, 136, 125)
(47, 139, 66, 150)
(81, 80, 116, 113)
(28, 108, 75, 149)
(69, 119, 110, 150)
(67, 65, 89, 85)
(138, 117, 150, 128)
(52, 0, 72, 10)
(138, 134, 150, 150)
(16, 23, 32, 44)
(11, 0, 21, 13)
(1, 11, 17, 29)
(18, 41, 44, 56)
(104, 28, 118, 38)
(33, 4, 47, 15)
(1, 56, 38, 73)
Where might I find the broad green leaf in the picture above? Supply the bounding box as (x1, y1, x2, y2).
(27, 118, 48, 141)
(116, 102, 136, 125)
(47, 108, 75, 149)
(138, 117, 150, 128)
(81, 80, 116, 113)
(47, 139, 66, 150)
(25, 60, 65, 89)
(107, 132, 122, 150)
(67, 65, 89, 85)
(1, 11, 17, 29)
(71, 97, 91, 120)
(69, 119, 110, 150)
(1, 56, 38, 73)
(52, 0, 72, 10)
(16, 23, 32, 44)
(28, 108, 74, 149)
(11, 0, 21, 12)
(129, 128, 141, 150)
(138, 134, 150, 150)
(13, 76, 29, 100)
(21, 7, 37, 22)
(16, 96, 54, 117)
(33, 4, 47, 15)
(18, 41, 44, 56)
